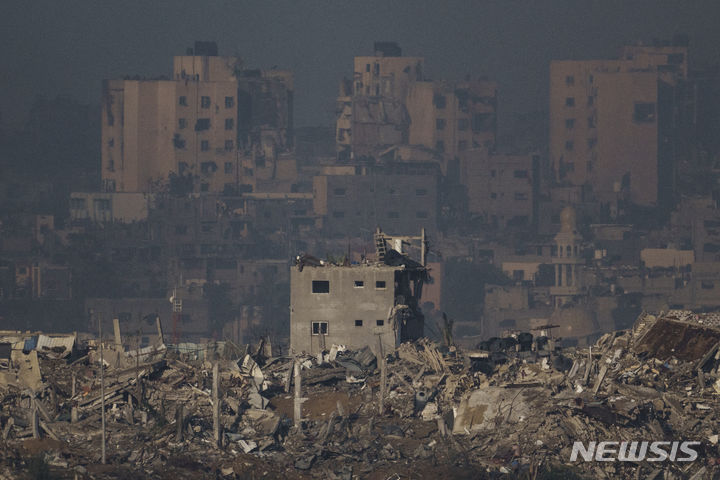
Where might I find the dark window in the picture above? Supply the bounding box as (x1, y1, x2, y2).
(415, 188, 427, 196)
(376, 320, 384, 326)
(388, 211, 399, 219)
(565, 118, 575, 129)
(565, 75, 574, 85)
(436, 118, 446, 130)
(565, 97, 575, 107)
(434, 94, 446, 109)
(179, 96, 187, 106)
(201, 140, 210, 151)
(634, 102, 656, 123)
(224, 96, 234, 108)
(514, 192, 528, 201)
(312, 280, 330, 293)
(355, 320, 363, 327)
(435, 140, 444, 152)
(588, 116, 596, 128)
(365, 63, 370, 72)
(201, 96, 211, 108)
(513, 170, 528, 178)
(225, 118, 234, 130)
(587, 96, 594, 106)
(200, 183, 209, 192)
(458, 140, 467, 151)
(333, 188, 346, 196)
(375, 281, 386, 289)
(311, 322, 328, 335)
(458, 118, 469, 131)
(417, 211, 429, 218)
(195, 118, 211, 131)
(224, 140, 233, 151)
(587, 138, 597, 149)
(332, 211, 345, 218)
(565, 140, 574, 151)
(354, 281, 364, 288)
(490, 192, 497, 199)
(224, 162, 233, 173)
(178, 118, 187, 129)
(667, 53, 684, 64)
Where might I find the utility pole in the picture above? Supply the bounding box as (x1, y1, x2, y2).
(212, 362, 220, 447)
(376, 334, 386, 414)
(99, 314, 106, 464)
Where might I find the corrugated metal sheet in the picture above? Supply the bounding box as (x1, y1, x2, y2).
(36, 334, 75, 353)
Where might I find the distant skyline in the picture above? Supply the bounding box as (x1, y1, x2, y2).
(2, 0, 720, 131)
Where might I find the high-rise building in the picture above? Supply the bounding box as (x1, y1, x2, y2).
(335, 42, 497, 167)
(549, 44, 689, 211)
(101, 41, 293, 194)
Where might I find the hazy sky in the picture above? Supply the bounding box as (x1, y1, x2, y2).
(2, 0, 719, 129)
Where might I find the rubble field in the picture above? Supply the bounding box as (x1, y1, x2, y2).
(1, 310, 720, 479)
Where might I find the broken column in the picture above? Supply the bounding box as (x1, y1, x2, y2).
(293, 361, 303, 425)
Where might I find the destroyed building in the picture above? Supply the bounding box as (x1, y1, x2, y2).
(101, 41, 293, 194)
(290, 231, 427, 355)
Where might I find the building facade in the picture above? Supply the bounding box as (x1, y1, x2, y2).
(290, 262, 425, 355)
(549, 44, 688, 210)
(101, 42, 293, 194)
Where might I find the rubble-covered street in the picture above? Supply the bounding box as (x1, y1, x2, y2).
(1, 310, 719, 479)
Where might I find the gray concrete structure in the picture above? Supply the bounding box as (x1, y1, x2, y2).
(290, 263, 425, 355)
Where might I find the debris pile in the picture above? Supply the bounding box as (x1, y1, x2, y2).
(1, 311, 720, 478)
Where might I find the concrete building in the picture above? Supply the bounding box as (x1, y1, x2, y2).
(459, 148, 539, 229)
(406, 79, 497, 161)
(549, 44, 688, 211)
(289, 251, 427, 355)
(69, 192, 154, 223)
(336, 42, 423, 161)
(335, 42, 497, 167)
(101, 41, 293, 194)
(312, 166, 439, 239)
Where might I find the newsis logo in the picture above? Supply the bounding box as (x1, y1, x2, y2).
(570, 441, 701, 462)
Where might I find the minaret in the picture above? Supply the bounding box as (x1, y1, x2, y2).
(550, 206, 583, 306)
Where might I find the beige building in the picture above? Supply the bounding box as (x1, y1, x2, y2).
(406, 79, 496, 160)
(102, 42, 293, 194)
(336, 42, 496, 165)
(459, 148, 538, 229)
(549, 44, 687, 209)
(70, 192, 154, 223)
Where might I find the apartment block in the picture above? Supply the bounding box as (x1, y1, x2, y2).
(459, 148, 539, 229)
(549, 44, 688, 210)
(101, 41, 293, 194)
(336, 42, 496, 166)
(313, 167, 439, 239)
